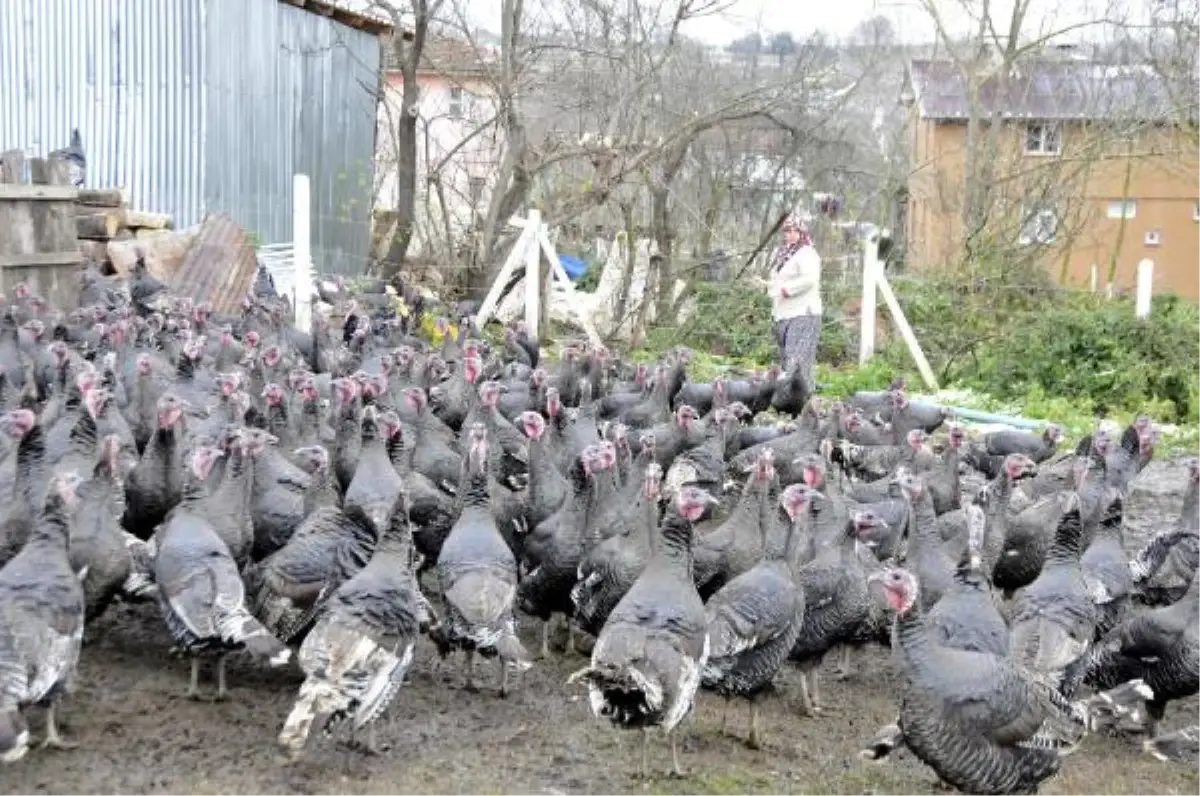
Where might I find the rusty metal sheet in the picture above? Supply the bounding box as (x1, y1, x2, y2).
(171, 212, 257, 314)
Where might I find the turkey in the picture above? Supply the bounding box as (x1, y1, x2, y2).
(343, 405, 404, 538)
(1142, 725, 1199, 763)
(434, 424, 532, 693)
(863, 503, 1009, 763)
(692, 447, 778, 600)
(963, 425, 1063, 479)
(0, 472, 87, 762)
(1008, 492, 1097, 697)
(1084, 575, 1198, 739)
(571, 463, 663, 638)
(870, 566, 1088, 795)
(245, 446, 374, 645)
(1129, 458, 1198, 606)
(567, 486, 716, 778)
(277, 484, 429, 759)
(153, 446, 292, 700)
(893, 467, 957, 611)
(701, 482, 807, 749)
(1079, 491, 1133, 638)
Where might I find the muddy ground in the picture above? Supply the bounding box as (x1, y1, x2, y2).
(1, 459, 1196, 795)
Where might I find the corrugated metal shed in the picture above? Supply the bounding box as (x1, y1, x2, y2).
(0, 0, 385, 277)
(0, 0, 206, 223)
(203, 0, 381, 276)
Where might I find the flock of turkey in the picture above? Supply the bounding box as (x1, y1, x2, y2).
(0, 261, 1195, 794)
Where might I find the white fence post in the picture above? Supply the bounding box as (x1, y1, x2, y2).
(1136, 259, 1154, 319)
(1089, 263, 1098, 293)
(859, 234, 879, 364)
(292, 173, 312, 334)
(524, 209, 542, 339)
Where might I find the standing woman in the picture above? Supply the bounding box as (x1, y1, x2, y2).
(768, 214, 823, 385)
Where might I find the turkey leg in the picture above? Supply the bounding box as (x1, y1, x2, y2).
(565, 621, 580, 656)
(498, 659, 509, 698)
(541, 618, 555, 659)
(186, 659, 203, 700)
(746, 701, 762, 749)
(667, 729, 685, 777)
(214, 656, 229, 702)
(797, 670, 822, 716)
(39, 703, 77, 750)
(463, 650, 477, 692)
(833, 645, 855, 680)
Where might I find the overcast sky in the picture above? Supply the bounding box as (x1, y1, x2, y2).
(461, 0, 1143, 44)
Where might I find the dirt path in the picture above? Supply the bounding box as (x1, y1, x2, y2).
(1, 460, 1195, 795)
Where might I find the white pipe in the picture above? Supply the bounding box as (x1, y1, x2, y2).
(293, 174, 312, 334)
(1135, 258, 1153, 319)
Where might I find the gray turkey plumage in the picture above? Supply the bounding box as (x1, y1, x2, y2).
(0, 472, 87, 762)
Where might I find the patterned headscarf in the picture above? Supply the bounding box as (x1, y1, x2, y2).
(773, 214, 812, 270)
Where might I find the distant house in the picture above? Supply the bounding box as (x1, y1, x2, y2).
(0, 0, 388, 275)
(376, 36, 503, 256)
(901, 54, 1199, 299)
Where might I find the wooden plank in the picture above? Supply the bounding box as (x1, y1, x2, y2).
(30, 157, 71, 185)
(859, 235, 879, 364)
(0, 184, 78, 201)
(76, 210, 125, 240)
(0, 251, 83, 268)
(537, 229, 602, 346)
(876, 272, 939, 391)
(476, 224, 534, 328)
(0, 150, 25, 184)
(76, 188, 125, 207)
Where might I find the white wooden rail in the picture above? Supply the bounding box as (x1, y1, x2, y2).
(475, 210, 601, 345)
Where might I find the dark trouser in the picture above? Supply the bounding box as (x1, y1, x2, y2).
(775, 313, 821, 384)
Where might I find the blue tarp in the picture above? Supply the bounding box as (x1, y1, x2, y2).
(559, 254, 588, 280)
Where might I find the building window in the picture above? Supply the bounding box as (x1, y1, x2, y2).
(1019, 204, 1059, 245)
(1106, 200, 1136, 219)
(448, 86, 466, 119)
(468, 176, 486, 205)
(1024, 122, 1062, 155)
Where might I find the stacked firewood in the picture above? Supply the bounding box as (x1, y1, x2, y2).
(75, 189, 194, 278)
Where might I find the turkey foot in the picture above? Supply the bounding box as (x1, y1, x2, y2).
(344, 726, 387, 756)
(39, 704, 77, 751)
(565, 622, 580, 656)
(797, 671, 823, 716)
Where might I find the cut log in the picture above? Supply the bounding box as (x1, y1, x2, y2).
(75, 188, 126, 208)
(76, 210, 125, 240)
(78, 240, 109, 263)
(108, 228, 197, 280)
(124, 209, 173, 230)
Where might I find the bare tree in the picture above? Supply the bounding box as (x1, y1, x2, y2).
(371, 0, 445, 279)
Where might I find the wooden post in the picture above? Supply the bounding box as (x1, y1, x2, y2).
(859, 233, 879, 364)
(524, 209, 542, 340)
(293, 174, 313, 334)
(1135, 259, 1153, 319)
(876, 271, 940, 391)
(31, 157, 71, 186)
(0, 150, 25, 184)
(1089, 264, 1099, 293)
(475, 224, 533, 328)
(1105, 282, 1115, 300)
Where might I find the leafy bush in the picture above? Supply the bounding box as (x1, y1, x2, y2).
(643, 282, 777, 365)
(968, 293, 1200, 423)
